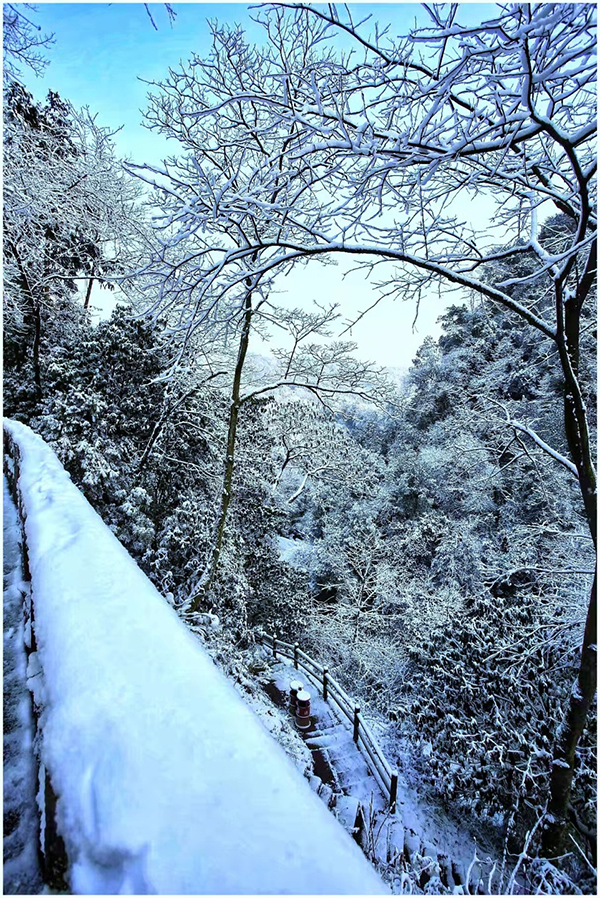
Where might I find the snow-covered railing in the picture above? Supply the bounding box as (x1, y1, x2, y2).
(3, 420, 387, 896)
(260, 633, 398, 811)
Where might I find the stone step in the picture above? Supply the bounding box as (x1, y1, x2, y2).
(306, 735, 354, 752)
(385, 819, 404, 864)
(317, 781, 335, 808)
(438, 854, 457, 890)
(333, 794, 363, 838)
(452, 860, 467, 888)
(336, 779, 373, 796)
(403, 827, 421, 860)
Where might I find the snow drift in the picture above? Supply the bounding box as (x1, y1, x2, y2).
(3, 418, 386, 895)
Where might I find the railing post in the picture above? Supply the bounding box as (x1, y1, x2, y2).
(293, 642, 299, 669)
(389, 770, 398, 813)
(322, 668, 328, 701)
(353, 706, 360, 743)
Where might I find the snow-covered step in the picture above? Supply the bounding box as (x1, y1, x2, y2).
(332, 795, 363, 839)
(317, 782, 334, 808)
(327, 741, 360, 761)
(305, 728, 351, 750)
(385, 818, 404, 864)
(310, 707, 338, 728)
(403, 827, 421, 860)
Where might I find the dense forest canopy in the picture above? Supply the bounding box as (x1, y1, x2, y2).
(3, 3, 596, 894)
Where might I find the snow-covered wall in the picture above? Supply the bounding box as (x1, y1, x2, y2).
(3, 419, 387, 895)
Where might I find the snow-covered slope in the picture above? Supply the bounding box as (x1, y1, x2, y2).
(3, 418, 387, 895)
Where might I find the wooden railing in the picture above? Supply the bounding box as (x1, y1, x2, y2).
(260, 633, 398, 812)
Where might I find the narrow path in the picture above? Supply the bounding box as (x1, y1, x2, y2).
(262, 654, 510, 895)
(3, 476, 43, 895)
(262, 669, 374, 843)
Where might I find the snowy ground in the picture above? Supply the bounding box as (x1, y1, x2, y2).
(3, 475, 44, 895)
(3, 419, 388, 895)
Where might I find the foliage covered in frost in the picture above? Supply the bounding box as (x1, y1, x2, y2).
(3, 1, 596, 891)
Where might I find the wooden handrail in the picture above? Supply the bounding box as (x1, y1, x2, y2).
(258, 633, 398, 811)
(297, 648, 323, 677)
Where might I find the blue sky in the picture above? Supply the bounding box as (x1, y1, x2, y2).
(15, 2, 494, 368)
(18, 3, 270, 164)
(18, 2, 432, 166)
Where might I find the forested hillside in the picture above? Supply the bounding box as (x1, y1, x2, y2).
(3, 3, 596, 895)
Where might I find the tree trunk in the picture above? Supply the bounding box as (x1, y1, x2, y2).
(543, 269, 597, 854)
(32, 298, 42, 400)
(8, 238, 43, 399)
(192, 288, 253, 608)
(542, 573, 597, 855)
(83, 273, 94, 310)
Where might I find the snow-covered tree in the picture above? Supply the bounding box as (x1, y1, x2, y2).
(3, 3, 54, 84)
(3, 84, 146, 401)
(147, 3, 595, 850)
(126, 22, 392, 600)
(378, 298, 595, 851)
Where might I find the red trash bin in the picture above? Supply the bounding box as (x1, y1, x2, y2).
(296, 689, 311, 730)
(289, 679, 304, 714)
